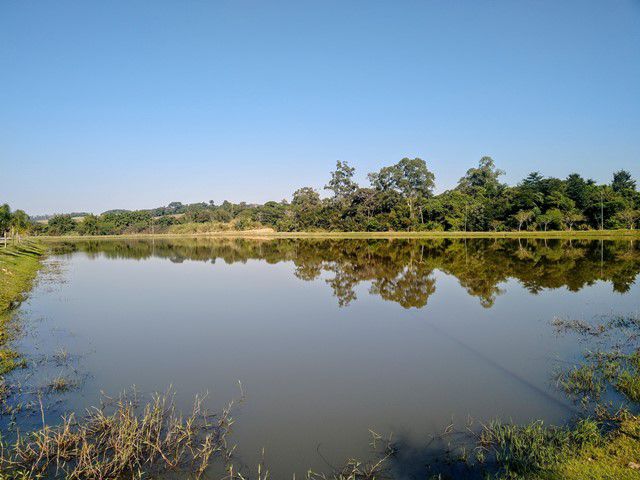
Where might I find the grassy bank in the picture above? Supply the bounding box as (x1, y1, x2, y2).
(33, 228, 640, 241)
(0, 242, 44, 375)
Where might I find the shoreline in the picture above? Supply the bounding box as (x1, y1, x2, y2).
(30, 229, 640, 241)
(0, 242, 44, 375)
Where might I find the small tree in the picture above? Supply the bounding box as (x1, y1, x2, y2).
(10, 209, 30, 241)
(538, 208, 563, 231)
(0, 204, 11, 246)
(489, 219, 503, 232)
(563, 210, 585, 231)
(614, 207, 639, 230)
(537, 214, 551, 232)
(514, 210, 534, 231)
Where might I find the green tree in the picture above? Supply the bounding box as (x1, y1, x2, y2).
(456, 156, 505, 197)
(369, 157, 435, 223)
(614, 207, 639, 230)
(78, 214, 100, 235)
(612, 170, 636, 194)
(0, 204, 11, 240)
(537, 208, 563, 231)
(10, 209, 30, 238)
(514, 210, 535, 231)
(565, 173, 591, 210)
(563, 210, 585, 231)
(47, 215, 76, 235)
(291, 187, 322, 230)
(325, 161, 358, 201)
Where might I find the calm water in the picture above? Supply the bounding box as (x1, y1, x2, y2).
(9, 238, 640, 477)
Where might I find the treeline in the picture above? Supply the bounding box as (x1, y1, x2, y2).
(7, 157, 640, 235)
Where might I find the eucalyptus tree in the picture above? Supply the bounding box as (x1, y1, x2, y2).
(325, 161, 358, 202)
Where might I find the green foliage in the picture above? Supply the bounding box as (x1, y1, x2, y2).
(0, 205, 13, 236)
(480, 419, 592, 475)
(5, 156, 640, 235)
(325, 160, 358, 201)
(46, 214, 76, 235)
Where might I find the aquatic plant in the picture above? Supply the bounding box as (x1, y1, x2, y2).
(0, 390, 236, 480)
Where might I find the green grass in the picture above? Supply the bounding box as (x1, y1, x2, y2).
(0, 242, 44, 375)
(546, 415, 640, 480)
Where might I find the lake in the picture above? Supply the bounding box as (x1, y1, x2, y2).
(8, 237, 640, 478)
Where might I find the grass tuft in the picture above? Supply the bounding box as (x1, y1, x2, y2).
(1, 390, 235, 480)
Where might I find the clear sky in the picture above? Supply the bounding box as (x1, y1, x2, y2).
(1, 1, 639, 215)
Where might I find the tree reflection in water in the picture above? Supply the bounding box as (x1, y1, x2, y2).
(49, 238, 640, 309)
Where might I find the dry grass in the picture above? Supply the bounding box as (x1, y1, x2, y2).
(0, 390, 236, 480)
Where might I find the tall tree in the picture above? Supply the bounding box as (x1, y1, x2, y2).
(456, 156, 505, 196)
(612, 170, 636, 194)
(368, 157, 435, 221)
(565, 173, 590, 210)
(325, 161, 358, 201)
(291, 187, 322, 229)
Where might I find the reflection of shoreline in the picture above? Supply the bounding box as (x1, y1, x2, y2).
(35, 230, 640, 240)
(47, 238, 640, 309)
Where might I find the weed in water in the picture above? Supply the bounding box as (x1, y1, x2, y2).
(0, 389, 236, 480)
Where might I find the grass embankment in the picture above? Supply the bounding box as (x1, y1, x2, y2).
(0, 242, 44, 375)
(34, 228, 640, 241)
(552, 416, 640, 480)
(471, 413, 640, 480)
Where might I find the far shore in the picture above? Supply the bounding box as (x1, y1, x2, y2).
(30, 229, 640, 241)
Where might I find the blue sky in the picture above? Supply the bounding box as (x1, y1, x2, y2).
(1, 1, 639, 215)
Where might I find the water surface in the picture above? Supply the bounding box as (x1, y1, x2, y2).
(10, 238, 640, 477)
